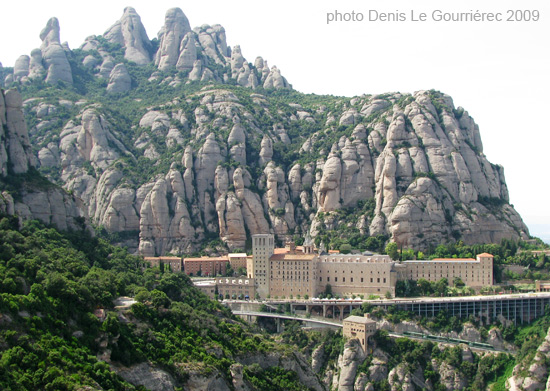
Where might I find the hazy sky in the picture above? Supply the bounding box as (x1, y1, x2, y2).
(2, 0, 550, 240)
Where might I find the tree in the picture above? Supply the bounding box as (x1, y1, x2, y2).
(340, 243, 352, 254)
(324, 284, 333, 299)
(237, 267, 247, 276)
(435, 278, 448, 296)
(150, 289, 171, 308)
(385, 242, 399, 260)
(225, 262, 234, 277)
(453, 277, 465, 288)
(417, 278, 432, 296)
(401, 248, 415, 260)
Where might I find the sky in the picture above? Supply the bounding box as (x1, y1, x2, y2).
(2, 0, 550, 242)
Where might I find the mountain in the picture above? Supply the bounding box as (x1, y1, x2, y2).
(0, 88, 86, 230)
(1, 7, 528, 255)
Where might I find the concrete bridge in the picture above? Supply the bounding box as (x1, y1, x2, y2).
(232, 310, 342, 331)
(227, 292, 550, 325)
(233, 309, 510, 354)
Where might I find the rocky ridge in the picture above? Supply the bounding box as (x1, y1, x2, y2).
(2, 7, 529, 255)
(5, 7, 291, 92)
(506, 327, 550, 391)
(25, 85, 528, 255)
(0, 88, 86, 231)
(327, 335, 508, 391)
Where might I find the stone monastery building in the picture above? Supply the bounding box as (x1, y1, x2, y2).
(248, 234, 494, 299)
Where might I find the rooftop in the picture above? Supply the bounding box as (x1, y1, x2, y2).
(271, 253, 316, 261)
(184, 256, 228, 262)
(343, 315, 376, 324)
(144, 256, 182, 261)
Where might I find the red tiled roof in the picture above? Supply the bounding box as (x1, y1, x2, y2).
(477, 253, 494, 257)
(432, 258, 476, 261)
(273, 248, 289, 254)
(184, 257, 228, 262)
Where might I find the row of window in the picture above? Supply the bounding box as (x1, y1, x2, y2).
(321, 269, 387, 274)
(319, 276, 387, 284)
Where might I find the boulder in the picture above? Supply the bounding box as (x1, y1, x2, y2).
(107, 64, 131, 94)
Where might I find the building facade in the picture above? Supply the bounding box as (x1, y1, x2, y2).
(195, 278, 256, 300)
(343, 314, 377, 351)
(228, 253, 248, 271)
(251, 234, 274, 298)
(399, 253, 494, 287)
(317, 254, 397, 297)
(183, 256, 228, 276)
(143, 256, 183, 272)
(269, 245, 317, 298)
(249, 234, 494, 299)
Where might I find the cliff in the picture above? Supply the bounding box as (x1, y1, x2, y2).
(2, 7, 529, 254)
(0, 88, 87, 230)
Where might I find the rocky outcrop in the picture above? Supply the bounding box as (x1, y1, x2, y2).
(238, 352, 325, 391)
(13, 56, 30, 82)
(176, 32, 197, 71)
(433, 359, 468, 391)
(5, 8, 527, 253)
(263, 66, 290, 89)
(0, 89, 35, 175)
(111, 362, 177, 391)
(39, 18, 73, 85)
(0, 89, 87, 231)
(155, 8, 192, 70)
(507, 327, 550, 391)
(104, 7, 152, 65)
(25, 87, 527, 253)
(334, 339, 366, 391)
(107, 64, 131, 93)
(138, 168, 196, 256)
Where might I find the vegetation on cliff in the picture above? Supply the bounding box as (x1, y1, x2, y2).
(0, 214, 304, 390)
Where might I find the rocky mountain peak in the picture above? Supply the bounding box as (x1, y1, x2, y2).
(4, 7, 291, 92)
(104, 6, 152, 65)
(155, 8, 192, 70)
(0, 11, 528, 254)
(37, 17, 73, 85)
(39, 17, 61, 48)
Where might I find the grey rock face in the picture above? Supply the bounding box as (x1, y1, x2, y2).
(104, 7, 152, 65)
(107, 63, 131, 94)
(335, 339, 366, 391)
(29, 49, 46, 79)
(263, 66, 290, 89)
(1, 89, 35, 175)
(112, 362, 177, 391)
(0, 89, 87, 231)
(176, 32, 197, 71)
(507, 327, 550, 391)
(13, 55, 30, 81)
(39, 18, 73, 84)
(155, 8, 192, 70)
